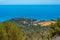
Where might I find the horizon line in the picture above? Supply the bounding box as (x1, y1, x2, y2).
(0, 4, 60, 5)
(0, 3, 60, 5)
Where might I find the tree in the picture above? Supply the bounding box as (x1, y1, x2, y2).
(3, 21, 25, 40)
(0, 23, 8, 40)
(56, 18, 60, 28)
(46, 18, 60, 40)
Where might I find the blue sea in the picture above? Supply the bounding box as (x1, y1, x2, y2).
(0, 5, 60, 22)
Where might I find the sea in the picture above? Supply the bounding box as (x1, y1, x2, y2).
(0, 5, 60, 22)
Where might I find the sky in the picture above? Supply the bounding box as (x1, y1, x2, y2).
(0, 0, 60, 5)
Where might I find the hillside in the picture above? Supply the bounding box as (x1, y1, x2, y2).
(34, 21, 56, 26)
(1, 18, 60, 40)
(9, 18, 52, 40)
(8, 18, 56, 34)
(9, 18, 56, 27)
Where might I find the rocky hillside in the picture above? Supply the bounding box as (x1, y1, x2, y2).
(34, 21, 56, 26)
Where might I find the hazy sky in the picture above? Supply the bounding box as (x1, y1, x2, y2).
(0, 0, 60, 5)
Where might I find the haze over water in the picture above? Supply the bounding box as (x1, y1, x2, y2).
(0, 5, 60, 22)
